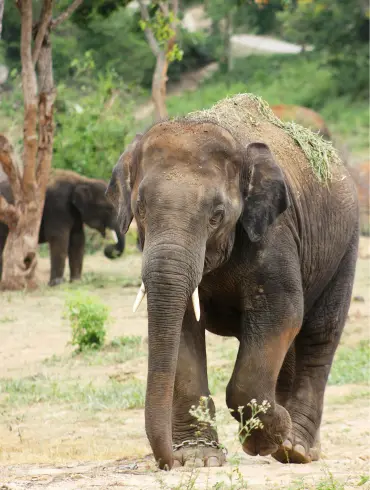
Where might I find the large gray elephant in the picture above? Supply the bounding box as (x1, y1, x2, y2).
(0, 169, 125, 286)
(107, 95, 359, 470)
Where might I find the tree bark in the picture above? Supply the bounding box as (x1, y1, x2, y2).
(0, 0, 80, 290)
(152, 51, 169, 120)
(138, 0, 178, 122)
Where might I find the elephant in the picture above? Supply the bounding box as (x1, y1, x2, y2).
(107, 94, 359, 470)
(0, 169, 125, 286)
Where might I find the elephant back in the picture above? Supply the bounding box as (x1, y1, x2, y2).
(182, 93, 343, 189)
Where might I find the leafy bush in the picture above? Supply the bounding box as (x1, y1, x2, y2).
(53, 69, 138, 180)
(66, 292, 109, 351)
(277, 0, 369, 99)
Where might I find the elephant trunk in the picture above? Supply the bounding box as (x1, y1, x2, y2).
(103, 224, 125, 259)
(142, 238, 204, 469)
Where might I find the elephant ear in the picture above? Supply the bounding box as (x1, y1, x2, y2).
(240, 142, 290, 242)
(106, 133, 142, 234)
(72, 184, 93, 218)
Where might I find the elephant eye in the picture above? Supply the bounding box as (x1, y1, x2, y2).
(209, 206, 225, 227)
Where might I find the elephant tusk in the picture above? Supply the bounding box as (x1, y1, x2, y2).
(133, 282, 146, 313)
(111, 230, 118, 244)
(192, 287, 201, 321)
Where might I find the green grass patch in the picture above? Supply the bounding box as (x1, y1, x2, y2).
(59, 272, 141, 290)
(0, 315, 17, 323)
(0, 374, 145, 411)
(77, 335, 144, 366)
(329, 340, 370, 385)
(43, 335, 144, 367)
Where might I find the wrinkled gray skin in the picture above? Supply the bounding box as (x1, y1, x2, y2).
(0, 170, 124, 286)
(107, 122, 359, 470)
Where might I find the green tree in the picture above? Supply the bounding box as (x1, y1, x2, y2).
(278, 0, 369, 98)
(138, 0, 183, 121)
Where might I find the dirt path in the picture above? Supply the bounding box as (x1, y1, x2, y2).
(0, 239, 369, 489)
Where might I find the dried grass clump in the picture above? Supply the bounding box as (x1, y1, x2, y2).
(182, 93, 341, 183)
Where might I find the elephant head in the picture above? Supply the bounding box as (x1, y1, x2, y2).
(107, 122, 290, 469)
(71, 180, 125, 259)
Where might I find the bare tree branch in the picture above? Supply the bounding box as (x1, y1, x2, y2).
(32, 0, 53, 65)
(0, 0, 4, 40)
(138, 0, 160, 56)
(51, 0, 83, 29)
(0, 134, 22, 198)
(20, 0, 38, 200)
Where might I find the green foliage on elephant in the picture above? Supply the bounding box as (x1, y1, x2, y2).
(277, 0, 369, 98)
(66, 292, 109, 351)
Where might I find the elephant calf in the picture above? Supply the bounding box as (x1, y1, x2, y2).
(108, 94, 359, 471)
(0, 169, 125, 286)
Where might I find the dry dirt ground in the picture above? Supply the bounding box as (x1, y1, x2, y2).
(0, 238, 369, 489)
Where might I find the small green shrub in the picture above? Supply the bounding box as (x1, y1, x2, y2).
(65, 292, 109, 351)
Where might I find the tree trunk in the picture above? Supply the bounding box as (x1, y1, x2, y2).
(1, 204, 40, 290)
(0, 7, 55, 290)
(152, 51, 169, 121)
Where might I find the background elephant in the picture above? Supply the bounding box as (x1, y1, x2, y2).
(270, 104, 332, 140)
(0, 169, 125, 286)
(107, 94, 359, 470)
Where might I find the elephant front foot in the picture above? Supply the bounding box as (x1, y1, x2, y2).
(272, 429, 321, 464)
(48, 277, 65, 287)
(241, 404, 292, 457)
(70, 276, 81, 283)
(172, 440, 227, 468)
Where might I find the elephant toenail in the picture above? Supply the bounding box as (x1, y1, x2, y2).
(184, 458, 203, 468)
(259, 446, 277, 456)
(283, 439, 292, 450)
(172, 460, 182, 468)
(206, 457, 220, 467)
(294, 444, 306, 457)
(242, 446, 257, 456)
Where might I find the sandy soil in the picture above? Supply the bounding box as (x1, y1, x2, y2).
(0, 238, 369, 489)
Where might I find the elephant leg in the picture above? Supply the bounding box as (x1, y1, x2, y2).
(276, 342, 296, 408)
(48, 233, 69, 286)
(273, 234, 358, 464)
(172, 308, 224, 468)
(226, 298, 303, 458)
(68, 225, 85, 282)
(0, 231, 7, 281)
